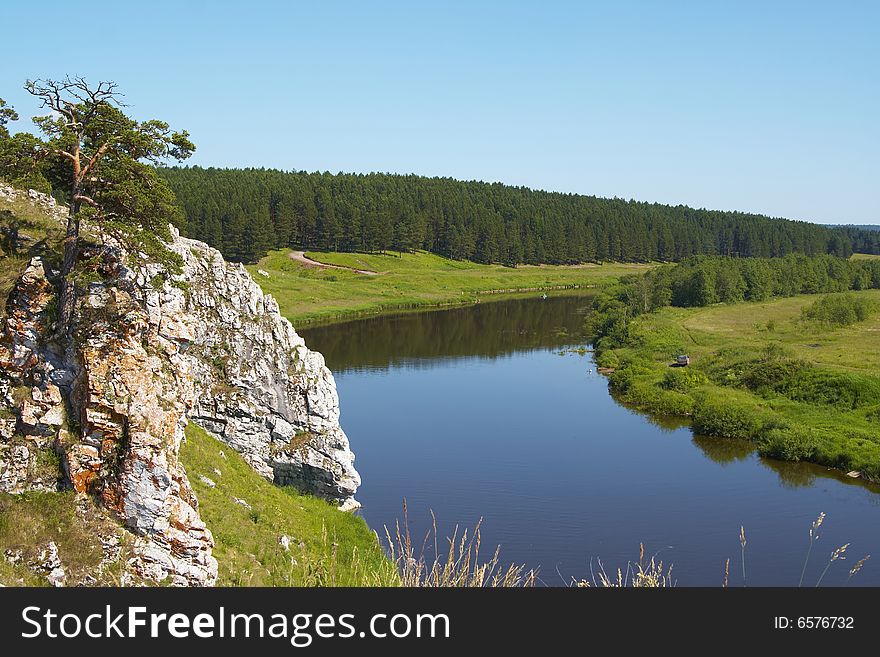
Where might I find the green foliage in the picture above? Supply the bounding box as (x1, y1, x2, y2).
(0, 97, 51, 192)
(594, 349, 620, 369)
(5, 78, 194, 275)
(801, 293, 877, 327)
(757, 423, 820, 462)
(623, 377, 696, 416)
(691, 394, 767, 440)
(739, 358, 808, 392)
(0, 98, 17, 133)
(589, 255, 880, 346)
(158, 166, 869, 265)
(661, 367, 708, 392)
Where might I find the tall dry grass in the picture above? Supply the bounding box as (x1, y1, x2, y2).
(383, 502, 538, 587)
(573, 543, 675, 587)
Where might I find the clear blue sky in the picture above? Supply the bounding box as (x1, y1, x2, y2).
(1, 1, 877, 224)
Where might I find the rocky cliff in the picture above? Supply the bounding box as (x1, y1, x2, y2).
(0, 184, 360, 586)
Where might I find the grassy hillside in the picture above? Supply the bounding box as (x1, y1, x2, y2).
(180, 424, 398, 586)
(248, 248, 653, 325)
(595, 290, 880, 480)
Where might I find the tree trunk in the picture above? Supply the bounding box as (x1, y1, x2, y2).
(57, 194, 81, 333)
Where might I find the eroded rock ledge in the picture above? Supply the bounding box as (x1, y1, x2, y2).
(0, 185, 360, 585)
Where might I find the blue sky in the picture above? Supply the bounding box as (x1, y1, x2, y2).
(1, 1, 877, 224)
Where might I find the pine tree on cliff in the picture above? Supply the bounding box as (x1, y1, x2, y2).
(22, 77, 195, 332)
(0, 98, 52, 193)
(0, 98, 16, 136)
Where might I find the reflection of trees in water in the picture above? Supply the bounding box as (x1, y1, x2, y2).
(762, 460, 817, 489)
(761, 458, 880, 498)
(611, 394, 692, 433)
(301, 295, 594, 372)
(692, 434, 880, 497)
(691, 434, 754, 465)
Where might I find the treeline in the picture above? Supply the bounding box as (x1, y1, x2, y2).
(591, 254, 880, 345)
(836, 226, 880, 254)
(159, 166, 862, 265)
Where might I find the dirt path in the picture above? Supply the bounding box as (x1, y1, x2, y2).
(287, 251, 381, 276)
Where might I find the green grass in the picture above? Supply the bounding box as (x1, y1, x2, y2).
(0, 490, 136, 586)
(180, 423, 398, 586)
(248, 249, 654, 325)
(596, 290, 880, 480)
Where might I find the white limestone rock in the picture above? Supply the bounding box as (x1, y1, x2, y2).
(0, 183, 362, 588)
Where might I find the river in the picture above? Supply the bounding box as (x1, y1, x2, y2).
(300, 294, 880, 586)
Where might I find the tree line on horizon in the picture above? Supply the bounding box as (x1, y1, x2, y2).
(592, 253, 880, 335)
(158, 167, 880, 265)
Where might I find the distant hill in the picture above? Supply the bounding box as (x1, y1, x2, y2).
(160, 166, 877, 264)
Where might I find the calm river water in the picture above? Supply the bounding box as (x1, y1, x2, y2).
(300, 295, 880, 586)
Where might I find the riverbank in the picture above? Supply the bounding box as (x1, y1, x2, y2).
(593, 290, 880, 481)
(247, 249, 654, 326)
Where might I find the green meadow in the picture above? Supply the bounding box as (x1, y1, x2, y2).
(248, 248, 653, 325)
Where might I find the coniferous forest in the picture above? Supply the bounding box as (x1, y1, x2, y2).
(159, 167, 879, 265)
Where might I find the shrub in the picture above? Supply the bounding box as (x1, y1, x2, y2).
(737, 358, 880, 410)
(757, 423, 820, 461)
(801, 293, 877, 327)
(692, 395, 765, 440)
(595, 348, 620, 369)
(661, 367, 708, 392)
(608, 367, 635, 392)
(740, 358, 807, 393)
(617, 378, 695, 415)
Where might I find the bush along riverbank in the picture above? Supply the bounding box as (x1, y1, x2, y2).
(589, 255, 880, 482)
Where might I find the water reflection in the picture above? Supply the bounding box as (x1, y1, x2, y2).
(691, 434, 754, 465)
(300, 293, 594, 373)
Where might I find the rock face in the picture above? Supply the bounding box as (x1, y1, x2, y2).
(0, 184, 361, 585)
(164, 233, 361, 508)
